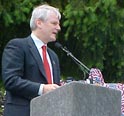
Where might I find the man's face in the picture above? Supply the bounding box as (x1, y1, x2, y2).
(41, 12, 61, 43)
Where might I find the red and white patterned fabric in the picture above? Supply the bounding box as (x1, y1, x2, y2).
(117, 84, 124, 115)
(88, 68, 106, 87)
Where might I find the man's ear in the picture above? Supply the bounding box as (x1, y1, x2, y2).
(35, 19, 43, 29)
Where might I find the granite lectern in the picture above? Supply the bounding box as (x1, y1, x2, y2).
(30, 81, 121, 116)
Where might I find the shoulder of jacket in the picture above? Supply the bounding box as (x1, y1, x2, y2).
(7, 36, 31, 45)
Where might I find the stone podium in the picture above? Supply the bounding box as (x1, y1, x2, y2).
(30, 81, 121, 116)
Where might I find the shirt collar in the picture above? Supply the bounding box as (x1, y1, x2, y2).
(31, 33, 47, 49)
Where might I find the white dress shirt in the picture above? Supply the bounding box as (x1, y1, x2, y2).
(31, 33, 53, 95)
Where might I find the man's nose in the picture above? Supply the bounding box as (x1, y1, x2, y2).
(57, 24, 61, 31)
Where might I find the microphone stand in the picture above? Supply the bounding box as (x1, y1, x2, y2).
(55, 42, 90, 79)
(61, 46, 90, 75)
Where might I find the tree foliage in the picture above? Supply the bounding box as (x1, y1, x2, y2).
(63, 0, 124, 82)
(1, 0, 124, 83)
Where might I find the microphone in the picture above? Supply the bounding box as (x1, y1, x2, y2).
(54, 42, 63, 49)
(55, 42, 90, 75)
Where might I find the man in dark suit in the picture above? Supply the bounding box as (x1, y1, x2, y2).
(2, 4, 61, 116)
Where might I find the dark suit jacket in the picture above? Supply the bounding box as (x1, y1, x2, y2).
(2, 36, 60, 116)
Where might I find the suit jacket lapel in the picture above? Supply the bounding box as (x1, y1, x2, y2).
(27, 36, 47, 80)
(47, 48, 57, 83)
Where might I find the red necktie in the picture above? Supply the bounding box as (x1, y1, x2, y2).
(42, 45, 52, 84)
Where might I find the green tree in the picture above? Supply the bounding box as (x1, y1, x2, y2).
(63, 0, 124, 82)
(1, 0, 124, 83)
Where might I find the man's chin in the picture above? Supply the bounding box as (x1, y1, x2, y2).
(51, 37, 56, 42)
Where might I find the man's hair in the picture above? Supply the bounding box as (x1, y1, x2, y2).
(30, 4, 61, 30)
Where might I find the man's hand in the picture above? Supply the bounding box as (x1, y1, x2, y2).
(43, 84, 60, 94)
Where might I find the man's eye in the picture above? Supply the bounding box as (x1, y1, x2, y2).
(52, 22, 57, 25)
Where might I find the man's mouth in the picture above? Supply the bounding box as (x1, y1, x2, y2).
(53, 32, 57, 35)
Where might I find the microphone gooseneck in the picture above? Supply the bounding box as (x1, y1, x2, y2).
(55, 42, 90, 75)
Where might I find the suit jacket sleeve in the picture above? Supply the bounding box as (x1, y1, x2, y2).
(2, 39, 41, 100)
